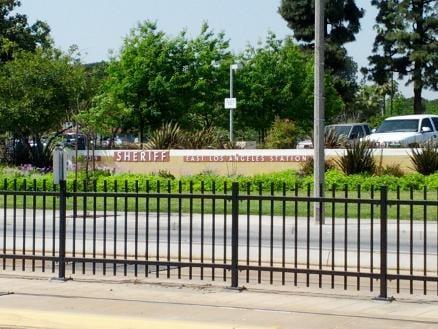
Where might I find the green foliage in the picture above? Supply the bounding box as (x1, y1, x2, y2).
(264, 118, 302, 149)
(0, 48, 85, 138)
(336, 142, 376, 175)
(324, 128, 348, 149)
(92, 21, 233, 145)
(0, 48, 86, 166)
(299, 158, 336, 176)
(368, 0, 437, 114)
(144, 122, 184, 150)
(348, 84, 385, 122)
(409, 142, 438, 175)
(237, 35, 343, 141)
(0, 0, 51, 63)
(157, 170, 175, 180)
(306, 128, 348, 149)
(279, 0, 364, 104)
(144, 122, 228, 149)
(183, 127, 223, 149)
(391, 97, 438, 116)
(74, 23, 344, 146)
(377, 164, 404, 177)
(175, 23, 233, 130)
(1, 167, 438, 193)
(77, 93, 131, 140)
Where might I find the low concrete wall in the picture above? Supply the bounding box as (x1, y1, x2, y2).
(70, 149, 414, 176)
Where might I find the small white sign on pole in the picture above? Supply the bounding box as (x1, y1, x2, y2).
(53, 148, 67, 184)
(224, 98, 237, 109)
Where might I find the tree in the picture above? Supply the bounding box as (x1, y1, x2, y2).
(236, 34, 343, 141)
(94, 21, 234, 145)
(348, 84, 386, 123)
(0, 48, 86, 166)
(173, 23, 233, 130)
(278, 0, 364, 104)
(0, 0, 51, 62)
(101, 21, 187, 146)
(368, 0, 438, 114)
(76, 93, 131, 147)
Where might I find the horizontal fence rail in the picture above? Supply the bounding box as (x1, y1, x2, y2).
(0, 179, 437, 298)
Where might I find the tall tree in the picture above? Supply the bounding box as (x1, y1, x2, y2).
(0, 48, 85, 166)
(101, 21, 185, 145)
(236, 34, 343, 141)
(279, 0, 364, 103)
(0, 0, 51, 62)
(174, 23, 233, 130)
(368, 0, 437, 114)
(94, 21, 234, 145)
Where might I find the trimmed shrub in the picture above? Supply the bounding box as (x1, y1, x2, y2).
(264, 118, 302, 149)
(299, 157, 336, 176)
(0, 167, 435, 193)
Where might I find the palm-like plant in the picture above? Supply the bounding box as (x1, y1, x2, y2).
(310, 128, 348, 149)
(325, 128, 348, 148)
(410, 141, 438, 175)
(144, 122, 184, 149)
(183, 127, 221, 149)
(335, 141, 376, 175)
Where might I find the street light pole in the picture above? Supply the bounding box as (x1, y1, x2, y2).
(230, 65, 234, 143)
(228, 63, 242, 144)
(314, 0, 325, 223)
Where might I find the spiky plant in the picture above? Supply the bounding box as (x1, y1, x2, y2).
(335, 141, 376, 175)
(324, 128, 348, 148)
(409, 141, 438, 175)
(376, 164, 404, 177)
(183, 127, 221, 149)
(310, 128, 348, 149)
(144, 122, 184, 149)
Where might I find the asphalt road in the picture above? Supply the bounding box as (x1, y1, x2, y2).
(1, 209, 437, 271)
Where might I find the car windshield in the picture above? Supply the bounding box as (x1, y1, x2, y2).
(376, 119, 419, 133)
(326, 125, 352, 136)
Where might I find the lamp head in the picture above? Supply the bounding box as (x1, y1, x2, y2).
(230, 63, 243, 70)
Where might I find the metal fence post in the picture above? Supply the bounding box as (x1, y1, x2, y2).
(378, 186, 388, 299)
(231, 182, 239, 288)
(58, 180, 67, 280)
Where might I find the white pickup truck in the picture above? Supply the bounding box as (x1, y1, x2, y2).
(364, 114, 438, 147)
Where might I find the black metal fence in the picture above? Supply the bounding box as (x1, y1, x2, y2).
(0, 179, 437, 298)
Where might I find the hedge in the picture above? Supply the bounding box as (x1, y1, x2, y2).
(0, 168, 437, 193)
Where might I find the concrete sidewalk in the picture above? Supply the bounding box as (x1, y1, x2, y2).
(0, 274, 437, 329)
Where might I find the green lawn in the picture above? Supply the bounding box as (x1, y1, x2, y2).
(0, 189, 436, 221)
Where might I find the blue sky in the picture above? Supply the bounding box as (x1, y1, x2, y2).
(21, 0, 436, 99)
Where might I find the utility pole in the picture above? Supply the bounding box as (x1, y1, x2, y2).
(230, 65, 234, 143)
(314, 0, 325, 223)
(226, 63, 242, 143)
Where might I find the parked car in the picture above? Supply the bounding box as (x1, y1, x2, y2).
(296, 123, 371, 149)
(63, 133, 87, 150)
(364, 115, 438, 147)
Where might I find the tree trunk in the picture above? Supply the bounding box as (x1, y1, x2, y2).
(413, 86, 423, 114)
(413, 61, 424, 114)
(390, 73, 394, 116)
(92, 132, 96, 173)
(139, 115, 145, 148)
(412, 1, 425, 115)
(85, 134, 90, 183)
